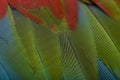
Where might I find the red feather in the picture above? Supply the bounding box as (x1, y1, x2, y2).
(93, 0, 114, 18)
(48, 0, 64, 19)
(8, 0, 64, 24)
(16, 7, 44, 24)
(6, 0, 77, 31)
(8, 0, 47, 24)
(9, 0, 49, 9)
(64, 0, 78, 31)
(0, 0, 8, 19)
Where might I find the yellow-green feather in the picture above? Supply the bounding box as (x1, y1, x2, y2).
(84, 3, 120, 78)
(62, 2, 99, 80)
(33, 22, 62, 80)
(7, 7, 47, 80)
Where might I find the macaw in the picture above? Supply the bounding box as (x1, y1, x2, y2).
(0, 0, 120, 80)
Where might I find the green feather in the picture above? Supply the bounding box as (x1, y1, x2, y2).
(59, 2, 99, 80)
(7, 7, 47, 80)
(83, 3, 120, 78)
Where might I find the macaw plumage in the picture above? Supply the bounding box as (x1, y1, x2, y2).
(0, 0, 120, 80)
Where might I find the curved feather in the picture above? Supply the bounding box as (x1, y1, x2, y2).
(32, 22, 62, 80)
(0, 13, 20, 80)
(64, 2, 99, 80)
(83, 3, 120, 79)
(98, 59, 117, 80)
(5, 7, 47, 80)
(8, 0, 78, 31)
(59, 33, 86, 80)
(92, 0, 120, 20)
(8, 0, 64, 28)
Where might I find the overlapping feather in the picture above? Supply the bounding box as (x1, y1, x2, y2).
(0, 0, 120, 80)
(83, 2, 120, 79)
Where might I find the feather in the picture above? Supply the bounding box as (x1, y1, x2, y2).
(8, 0, 44, 24)
(59, 33, 86, 80)
(92, 0, 120, 20)
(8, 0, 64, 28)
(62, 0, 78, 30)
(0, 0, 8, 19)
(4, 7, 47, 80)
(47, 0, 64, 19)
(9, 0, 48, 9)
(0, 12, 21, 80)
(81, 0, 92, 4)
(8, 0, 78, 31)
(83, 3, 120, 78)
(32, 22, 62, 80)
(1, 0, 120, 80)
(98, 59, 117, 80)
(64, 2, 99, 79)
(0, 62, 13, 80)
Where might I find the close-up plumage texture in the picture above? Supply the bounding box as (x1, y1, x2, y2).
(0, 0, 120, 80)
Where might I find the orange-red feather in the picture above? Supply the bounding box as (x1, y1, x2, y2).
(93, 0, 114, 18)
(48, 0, 64, 19)
(64, 0, 78, 30)
(0, 0, 8, 19)
(0, 0, 78, 31)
